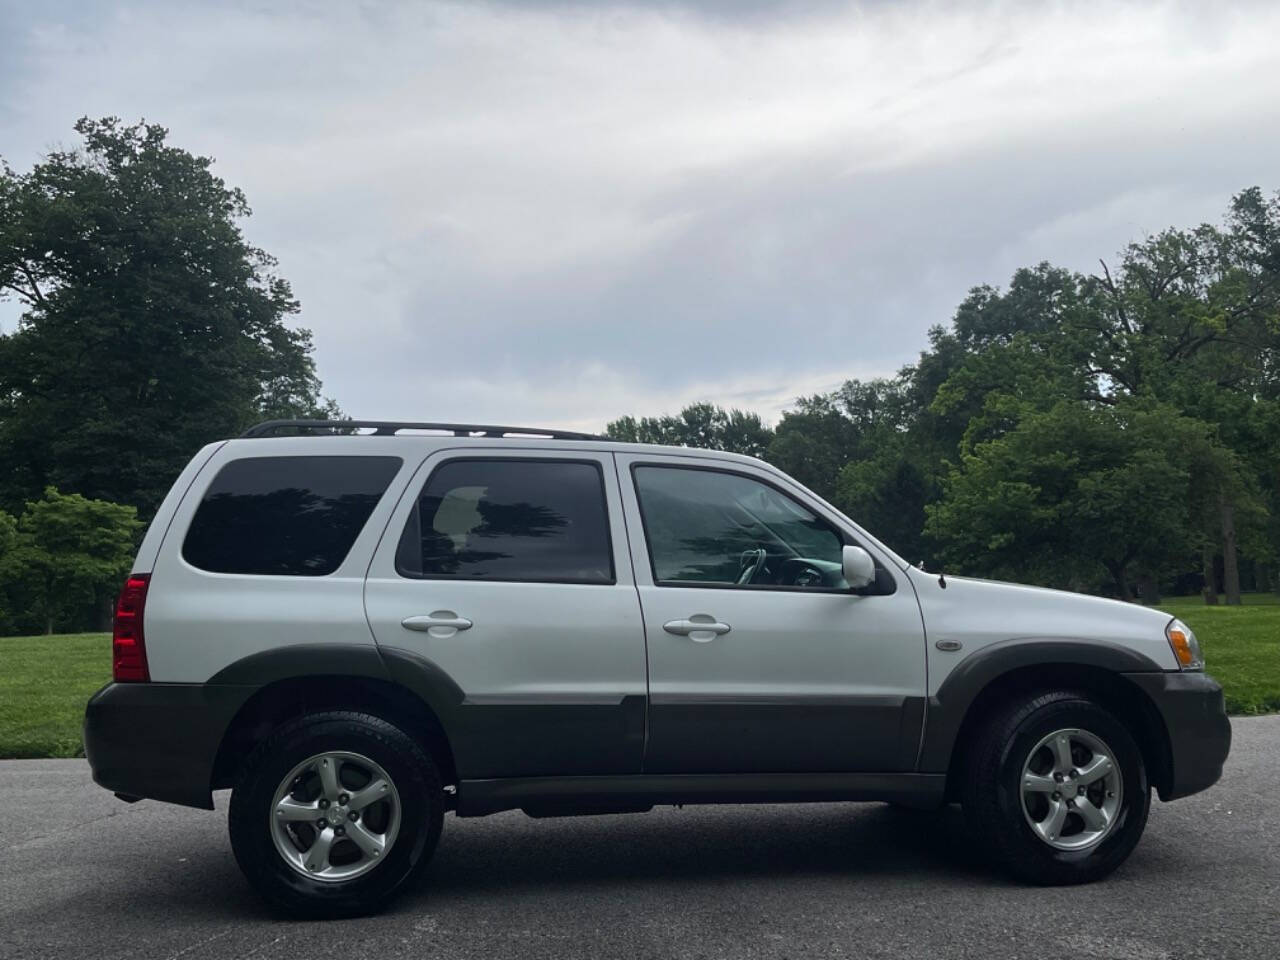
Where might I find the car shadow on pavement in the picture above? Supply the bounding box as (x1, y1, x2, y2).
(403, 801, 1003, 908)
(35, 801, 1005, 928)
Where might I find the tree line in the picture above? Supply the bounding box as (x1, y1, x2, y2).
(609, 189, 1280, 605)
(2, 118, 1277, 633)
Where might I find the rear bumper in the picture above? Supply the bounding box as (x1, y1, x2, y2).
(83, 682, 253, 809)
(1124, 671, 1232, 801)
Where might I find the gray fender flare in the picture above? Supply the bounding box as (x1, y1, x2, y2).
(917, 638, 1163, 772)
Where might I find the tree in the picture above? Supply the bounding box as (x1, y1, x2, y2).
(7, 487, 140, 634)
(606, 403, 772, 457)
(0, 510, 19, 633)
(921, 193, 1280, 601)
(924, 401, 1241, 599)
(768, 392, 870, 500)
(0, 117, 338, 517)
(1079, 190, 1280, 602)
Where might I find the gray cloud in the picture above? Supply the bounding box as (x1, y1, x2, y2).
(3, 0, 1279, 429)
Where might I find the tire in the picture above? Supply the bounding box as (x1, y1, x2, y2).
(960, 690, 1150, 885)
(229, 710, 444, 918)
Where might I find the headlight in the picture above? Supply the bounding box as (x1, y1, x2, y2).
(1166, 618, 1204, 671)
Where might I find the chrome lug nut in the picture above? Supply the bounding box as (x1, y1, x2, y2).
(1051, 791, 1061, 800)
(348, 811, 359, 821)
(339, 793, 349, 805)
(335, 826, 345, 836)
(319, 798, 330, 809)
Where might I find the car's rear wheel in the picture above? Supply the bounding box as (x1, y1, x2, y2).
(960, 691, 1150, 884)
(229, 711, 443, 917)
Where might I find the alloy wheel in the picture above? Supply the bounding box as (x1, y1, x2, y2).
(269, 751, 401, 882)
(1019, 727, 1123, 852)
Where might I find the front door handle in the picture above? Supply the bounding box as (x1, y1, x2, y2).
(663, 616, 731, 643)
(402, 611, 473, 638)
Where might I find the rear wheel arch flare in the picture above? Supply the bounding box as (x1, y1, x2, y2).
(211, 671, 459, 793)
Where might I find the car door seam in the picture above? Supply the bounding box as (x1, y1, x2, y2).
(611, 451, 651, 772)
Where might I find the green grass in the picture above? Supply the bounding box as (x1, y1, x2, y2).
(1154, 592, 1280, 715)
(1, 594, 1277, 758)
(0, 633, 110, 758)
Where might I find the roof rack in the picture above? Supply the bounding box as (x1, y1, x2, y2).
(239, 419, 608, 441)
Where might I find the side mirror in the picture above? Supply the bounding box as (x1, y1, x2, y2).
(841, 545, 876, 589)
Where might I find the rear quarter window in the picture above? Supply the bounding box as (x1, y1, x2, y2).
(182, 455, 402, 576)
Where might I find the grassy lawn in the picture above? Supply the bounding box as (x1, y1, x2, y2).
(0, 633, 110, 759)
(1156, 592, 1280, 715)
(0, 593, 1277, 758)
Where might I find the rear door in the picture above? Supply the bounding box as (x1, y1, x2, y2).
(615, 453, 927, 774)
(364, 448, 647, 779)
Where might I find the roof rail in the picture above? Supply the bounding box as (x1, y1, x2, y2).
(239, 419, 608, 441)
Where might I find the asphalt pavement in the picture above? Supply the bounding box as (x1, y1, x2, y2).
(2, 716, 1277, 960)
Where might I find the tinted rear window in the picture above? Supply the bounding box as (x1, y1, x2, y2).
(396, 459, 613, 583)
(183, 456, 401, 575)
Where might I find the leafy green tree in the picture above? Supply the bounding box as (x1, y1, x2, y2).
(0, 117, 338, 517)
(923, 193, 1280, 601)
(925, 402, 1242, 600)
(7, 487, 141, 634)
(606, 402, 772, 458)
(768, 393, 868, 500)
(833, 437, 940, 563)
(0, 510, 19, 633)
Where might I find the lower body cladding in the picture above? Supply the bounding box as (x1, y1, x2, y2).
(83, 680, 945, 814)
(83, 681, 255, 809)
(82, 670, 1231, 815)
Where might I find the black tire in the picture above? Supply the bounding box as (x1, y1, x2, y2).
(960, 691, 1150, 885)
(229, 711, 444, 918)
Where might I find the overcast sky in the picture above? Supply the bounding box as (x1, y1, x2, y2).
(3, 0, 1279, 431)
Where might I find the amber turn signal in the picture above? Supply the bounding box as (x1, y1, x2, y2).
(1165, 618, 1204, 670)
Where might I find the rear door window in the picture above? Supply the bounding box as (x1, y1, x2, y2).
(395, 458, 614, 584)
(183, 455, 402, 575)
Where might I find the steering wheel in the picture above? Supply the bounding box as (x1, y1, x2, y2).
(736, 547, 767, 585)
(789, 563, 825, 588)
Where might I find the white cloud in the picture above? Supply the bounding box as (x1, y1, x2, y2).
(2, 0, 1279, 429)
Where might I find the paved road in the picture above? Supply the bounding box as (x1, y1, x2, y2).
(2, 717, 1277, 960)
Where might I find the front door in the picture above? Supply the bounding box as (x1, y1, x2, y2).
(364, 449, 647, 779)
(614, 454, 927, 774)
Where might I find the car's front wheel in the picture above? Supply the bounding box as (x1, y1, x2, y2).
(229, 711, 443, 917)
(960, 691, 1150, 885)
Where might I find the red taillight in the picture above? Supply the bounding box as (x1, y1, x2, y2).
(112, 574, 151, 682)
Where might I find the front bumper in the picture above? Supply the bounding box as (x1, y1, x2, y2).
(1124, 671, 1232, 801)
(83, 682, 253, 809)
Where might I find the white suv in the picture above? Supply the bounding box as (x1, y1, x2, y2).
(84, 419, 1231, 916)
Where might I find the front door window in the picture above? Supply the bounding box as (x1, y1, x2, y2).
(632, 465, 847, 590)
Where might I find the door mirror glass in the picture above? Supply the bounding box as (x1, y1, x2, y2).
(841, 545, 876, 589)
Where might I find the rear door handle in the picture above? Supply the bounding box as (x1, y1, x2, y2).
(402, 612, 473, 638)
(663, 617, 731, 642)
